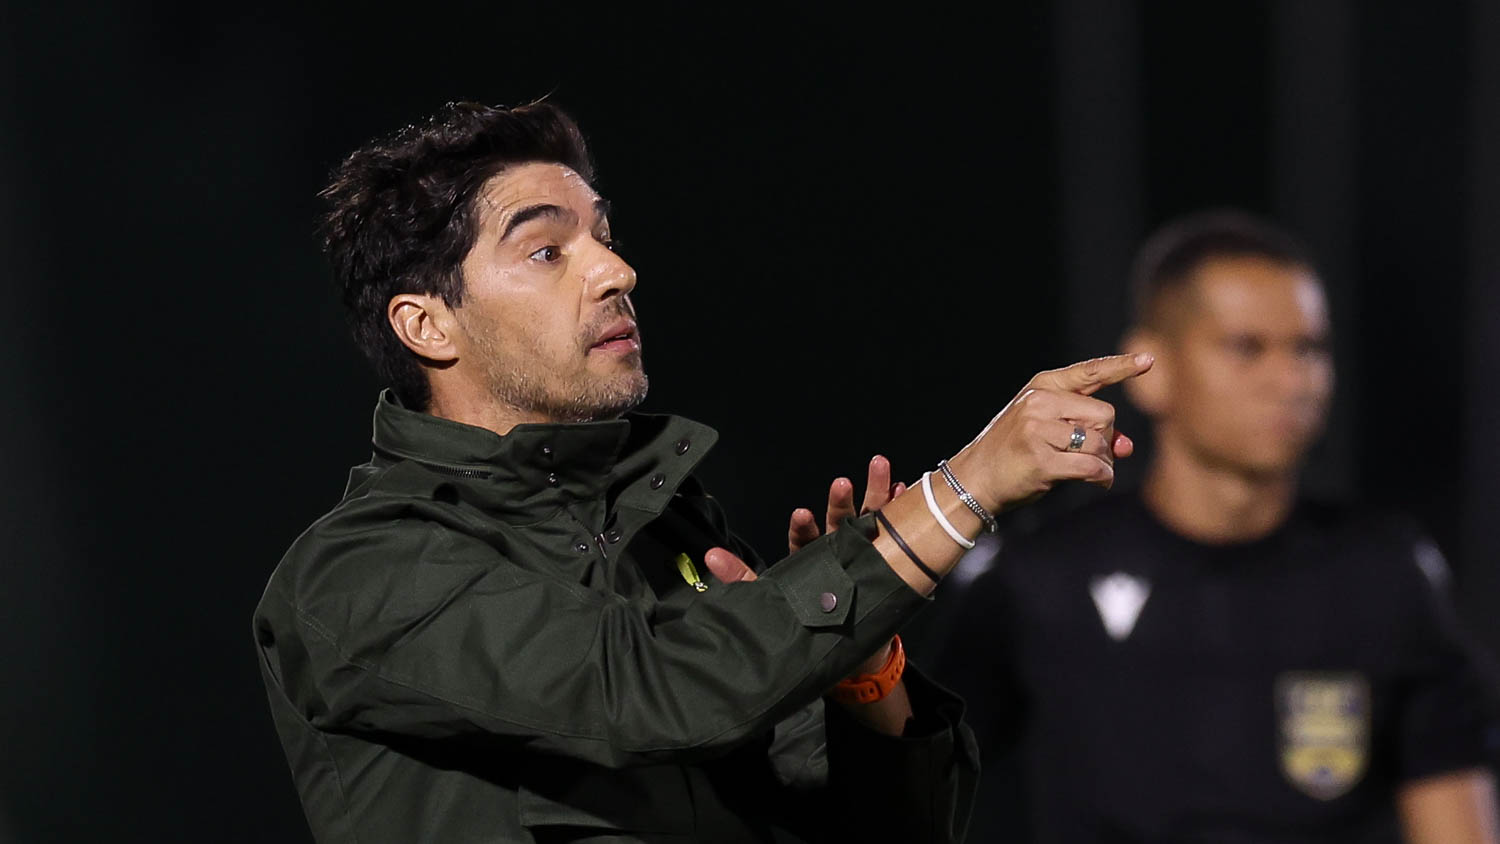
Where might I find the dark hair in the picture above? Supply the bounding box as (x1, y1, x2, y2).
(320, 101, 594, 407)
(1129, 209, 1313, 330)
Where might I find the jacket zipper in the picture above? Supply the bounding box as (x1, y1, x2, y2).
(419, 464, 491, 479)
(371, 443, 493, 479)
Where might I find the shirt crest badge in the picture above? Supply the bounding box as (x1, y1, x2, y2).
(1088, 572, 1150, 641)
(1275, 672, 1370, 800)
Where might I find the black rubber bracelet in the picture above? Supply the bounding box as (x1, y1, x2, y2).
(873, 508, 942, 585)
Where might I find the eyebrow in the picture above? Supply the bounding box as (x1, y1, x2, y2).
(497, 198, 613, 243)
(498, 204, 575, 243)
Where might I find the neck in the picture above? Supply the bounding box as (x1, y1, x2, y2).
(1142, 432, 1298, 544)
(425, 380, 552, 438)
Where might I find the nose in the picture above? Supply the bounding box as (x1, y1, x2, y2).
(585, 240, 637, 303)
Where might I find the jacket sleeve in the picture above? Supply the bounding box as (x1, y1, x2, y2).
(255, 509, 929, 769)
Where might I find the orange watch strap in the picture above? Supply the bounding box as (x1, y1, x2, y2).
(828, 635, 906, 706)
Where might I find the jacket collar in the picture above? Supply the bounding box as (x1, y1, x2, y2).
(366, 390, 718, 518)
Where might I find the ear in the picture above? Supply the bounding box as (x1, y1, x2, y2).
(1120, 328, 1171, 417)
(387, 293, 460, 363)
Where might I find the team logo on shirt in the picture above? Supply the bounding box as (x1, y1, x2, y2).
(1089, 572, 1150, 641)
(1275, 672, 1370, 800)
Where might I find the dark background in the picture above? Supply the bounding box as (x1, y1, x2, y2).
(3, 2, 1498, 841)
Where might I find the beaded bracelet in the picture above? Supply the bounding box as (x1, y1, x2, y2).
(937, 459, 998, 533)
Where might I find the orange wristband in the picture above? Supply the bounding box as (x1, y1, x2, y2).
(828, 635, 906, 706)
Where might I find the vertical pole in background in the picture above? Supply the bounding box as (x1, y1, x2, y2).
(1053, 0, 1145, 360)
(1463, 1, 1500, 657)
(0, 8, 56, 838)
(1268, 0, 1357, 501)
(0, 32, 15, 836)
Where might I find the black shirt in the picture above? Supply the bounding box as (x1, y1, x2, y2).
(939, 492, 1491, 844)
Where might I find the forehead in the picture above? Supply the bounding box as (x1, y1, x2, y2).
(1187, 256, 1329, 333)
(476, 162, 599, 223)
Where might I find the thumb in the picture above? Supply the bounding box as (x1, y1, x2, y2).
(703, 547, 759, 584)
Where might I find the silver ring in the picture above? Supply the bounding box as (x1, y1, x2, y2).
(1067, 426, 1086, 451)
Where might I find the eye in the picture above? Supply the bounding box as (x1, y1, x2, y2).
(529, 245, 561, 263)
(602, 237, 624, 253)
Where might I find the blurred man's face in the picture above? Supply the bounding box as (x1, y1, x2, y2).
(452, 162, 647, 421)
(1152, 256, 1333, 477)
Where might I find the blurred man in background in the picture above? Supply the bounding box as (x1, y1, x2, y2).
(941, 210, 1499, 843)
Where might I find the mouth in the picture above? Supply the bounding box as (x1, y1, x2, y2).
(588, 319, 641, 354)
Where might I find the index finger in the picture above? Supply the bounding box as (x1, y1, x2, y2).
(859, 455, 893, 515)
(1029, 353, 1154, 396)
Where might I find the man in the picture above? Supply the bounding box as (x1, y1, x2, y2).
(941, 210, 1500, 843)
(252, 100, 1152, 843)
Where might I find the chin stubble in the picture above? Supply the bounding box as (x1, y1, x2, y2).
(471, 312, 649, 423)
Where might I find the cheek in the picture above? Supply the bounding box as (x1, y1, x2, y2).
(1172, 358, 1246, 418)
(509, 298, 574, 344)
(467, 304, 568, 363)
(1175, 362, 1290, 452)
(1309, 361, 1336, 401)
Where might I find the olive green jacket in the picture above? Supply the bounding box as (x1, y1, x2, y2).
(254, 392, 978, 843)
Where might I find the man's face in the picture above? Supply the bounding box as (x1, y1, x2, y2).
(451, 162, 646, 422)
(1151, 256, 1334, 477)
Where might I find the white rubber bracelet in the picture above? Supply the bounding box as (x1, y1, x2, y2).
(921, 471, 976, 550)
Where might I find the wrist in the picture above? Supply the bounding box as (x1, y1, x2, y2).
(946, 449, 1002, 516)
(925, 461, 988, 539)
(830, 636, 906, 707)
(938, 459, 998, 533)
(851, 639, 894, 677)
